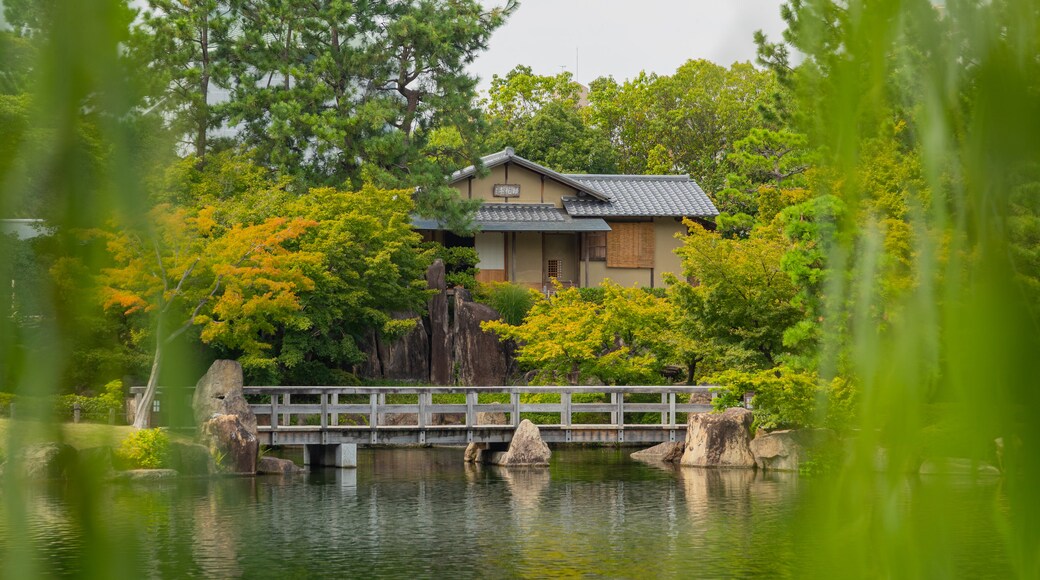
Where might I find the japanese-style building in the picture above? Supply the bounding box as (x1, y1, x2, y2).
(414, 148, 719, 290)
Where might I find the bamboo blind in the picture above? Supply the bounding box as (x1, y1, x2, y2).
(606, 222, 655, 268)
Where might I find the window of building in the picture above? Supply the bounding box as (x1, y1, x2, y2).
(606, 222, 655, 269)
(547, 259, 562, 280)
(586, 232, 607, 261)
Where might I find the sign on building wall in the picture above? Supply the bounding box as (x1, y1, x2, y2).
(492, 184, 520, 198)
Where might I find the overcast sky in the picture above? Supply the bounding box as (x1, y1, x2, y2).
(470, 1, 789, 91)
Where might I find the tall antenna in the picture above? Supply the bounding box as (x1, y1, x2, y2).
(575, 46, 580, 83)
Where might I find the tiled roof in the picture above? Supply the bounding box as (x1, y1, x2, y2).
(562, 175, 719, 218)
(476, 203, 564, 222)
(412, 204, 610, 232)
(448, 148, 613, 202)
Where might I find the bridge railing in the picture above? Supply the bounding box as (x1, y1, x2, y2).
(242, 386, 715, 435)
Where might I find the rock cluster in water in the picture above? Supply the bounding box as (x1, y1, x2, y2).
(465, 418, 551, 467)
(631, 404, 1004, 476)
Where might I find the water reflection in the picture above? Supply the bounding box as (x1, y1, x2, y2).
(0, 447, 1009, 578)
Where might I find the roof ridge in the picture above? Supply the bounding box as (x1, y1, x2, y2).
(477, 202, 558, 208)
(449, 148, 614, 201)
(565, 174, 691, 180)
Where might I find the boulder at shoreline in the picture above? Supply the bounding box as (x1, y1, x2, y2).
(681, 407, 756, 468)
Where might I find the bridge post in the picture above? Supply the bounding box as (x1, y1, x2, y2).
(669, 393, 677, 428)
(320, 391, 328, 430)
(369, 393, 378, 429)
(562, 392, 571, 427)
(331, 393, 338, 426)
(511, 391, 520, 427)
(304, 443, 357, 468)
(465, 390, 475, 428)
(418, 392, 427, 428)
(610, 393, 618, 426)
(270, 394, 278, 429)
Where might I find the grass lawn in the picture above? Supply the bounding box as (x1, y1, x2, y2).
(0, 419, 192, 455)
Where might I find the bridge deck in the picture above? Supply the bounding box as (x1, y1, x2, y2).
(244, 386, 713, 446)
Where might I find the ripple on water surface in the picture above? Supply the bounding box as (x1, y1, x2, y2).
(0, 447, 1009, 578)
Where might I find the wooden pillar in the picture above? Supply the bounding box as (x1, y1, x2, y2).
(582, 233, 590, 288)
(511, 232, 517, 283)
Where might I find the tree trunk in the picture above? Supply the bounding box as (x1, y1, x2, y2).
(195, 15, 210, 162)
(133, 339, 164, 429)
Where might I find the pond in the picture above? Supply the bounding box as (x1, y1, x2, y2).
(0, 447, 1009, 578)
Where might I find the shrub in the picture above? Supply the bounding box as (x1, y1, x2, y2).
(117, 428, 171, 469)
(0, 392, 13, 416)
(475, 282, 540, 325)
(54, 380, 124, 421)
(425, 243, 480, 290)
(708, 366, 853, 431)
(576, 286, 665, 303)
(576, 286, 605, 303)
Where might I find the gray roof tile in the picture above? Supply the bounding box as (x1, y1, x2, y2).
(412, 203, 611, 232)
(562, 174, 719, 218)
(475, 203, 565, 222)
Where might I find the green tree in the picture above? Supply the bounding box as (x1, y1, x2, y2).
(715, 128, 813, 238)
(224, 1, 513, 188)
(98, 203, 318, 427)
(481, 65, 616, 173)
(157, 151, 433, 384)
(586, 60, 778, 193)
(136, 0, 233, 161)
(671, 221, 801, 370)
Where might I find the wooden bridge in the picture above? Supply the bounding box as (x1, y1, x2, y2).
(243, 386, 712, 450)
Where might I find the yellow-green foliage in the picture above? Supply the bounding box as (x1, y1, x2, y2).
(709, 366, 857, 432)
(482, 282, 670, 385)
(116, 428, 171, 469)
(0, 393, 13, 415)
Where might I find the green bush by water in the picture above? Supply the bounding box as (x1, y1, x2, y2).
(116, 428, 170, 469)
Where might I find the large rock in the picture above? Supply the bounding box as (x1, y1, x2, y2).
(168, 441, 216, 476)
(453, 289, 510, 386)
(680, 408, 756, 468)
(376, 313, 431, 382)
(750, 428, 838, 472)
(464, 412, 509, 463)
(192, 360, 257, 435)
(199, 414, 259, 475)
(631, 440, 686, 463)
(489, 419, 551, 466)
(257, 456, 303, 475)
(4, 443, 78, 480)
(428, 260, 451, 385)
